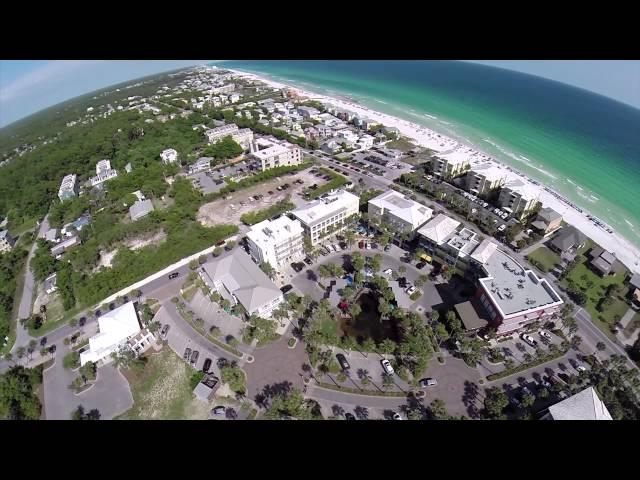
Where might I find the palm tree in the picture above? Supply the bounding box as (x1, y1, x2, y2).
(361, 338, 376, 357)
(345, 231, 356, 248)
(16, 346, 26, 363)
(348, 303, 362, 319)
(259, 261, 276, 280)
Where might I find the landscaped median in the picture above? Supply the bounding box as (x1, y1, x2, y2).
(485, 349, 568, 382)
(304, 167, 349, 200)
(315, 381, 408, 398)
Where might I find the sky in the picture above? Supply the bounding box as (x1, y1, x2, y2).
(1, 60, 638, 128)
(0, 60, 207, 127)
(468, 60, 640, 109)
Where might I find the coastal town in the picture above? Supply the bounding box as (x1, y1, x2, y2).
(1, 65, 639, 421)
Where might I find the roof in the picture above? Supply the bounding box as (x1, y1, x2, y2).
(417, 214, 461, 245)
(501, 178, 541, 201)
(591, 256, 613, 275)
(368, 190, 432, 229)
(629, 273, 640, 290)
(537, 207, 562, 223)
(129, 200, 155, 221)
(80, 302, 141, 365)
(469, 163, 508, 183)
(455, 301, 488, 331)
(470, 239, 499, 265)
(247, 216, 303, 249)
(292, 190, 359, 227)
(550, 226, 587, 252)
(201, 250, 282, 314)
(547, 387, 612, 420)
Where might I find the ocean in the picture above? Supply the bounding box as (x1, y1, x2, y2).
(214, 60, 640, 249)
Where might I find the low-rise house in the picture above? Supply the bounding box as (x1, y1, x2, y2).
(548, 226, 587, 255)
(530, 207, 562, 236)
(51, 235, 80, 257)
(80, 301, 143, 366)
(129, 200, 155, 222)
(297, 106, 320, 119)
(124, 163, 133, 173)
(62, 215, 90, 237)
(588, 246, 625, 277)
(44, 272, 58, 294)
(540, 387, 612, 420)
(357, 134, 375, 150)
(316, 125, 334, 139)
(44, 228, 59, 243)
(321, 140, 342, 154)
(200, 250, 284, 318)
(0, 230, 16, 253)
(160, 148, 178, 164)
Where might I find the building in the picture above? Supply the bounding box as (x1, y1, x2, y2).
(249, 138, 301, 172)
(199, 250, 284, 318)
(89, 164, 118, 187)
(188, 157, 212, 175)
(229, 93, 240, 103)
(129, 199, 155, 222)
(316, 125, 334, 139)
(417, 214, 462, 253)
(297, 106, 320, 119)
(357, 134, 375, 150)
(454, 301, 488, 334)
(588, 246, 624, 277)
(96, 159, 112, 174)
(321, 140, 342, 154)
(193, 374, 220, 401)
(466, 163, 507, 197)
(497, 179, 540, 219)
(231, 128, 254, 150)
(0, 230, 16, 253)
(44, 228, 59, 243)
(530, 207, 562, 236)
(50, 235, 80, 257)
(548, 226, 587, 254)
(79, 301, 142, 366)
(292, 190, 360, 246)
(205, 123, 239, 144)
(541, 387, 612, 420)
(431, 156, 470, 179)
(160, 148, 178, 164)
(44, 273, 58, 294)
(126, 328, 155, 356)
(368, 190, 433, 238)
(62, 215, 90, 237)
(246, 216, 304, 270)
(58, 174, 78, 201)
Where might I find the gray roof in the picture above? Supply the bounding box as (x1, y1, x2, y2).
(455, 301, 488, 331)
(129, 199, 155, 221)
(629, 273, 640, 290)
(550, 226, 587, 252)
(0, 230, 9, 240)
(537, 207, 561, 223)
(201, 250, 282, 315)
(547, 387, 612, 420)
(591, 257, 612, 275)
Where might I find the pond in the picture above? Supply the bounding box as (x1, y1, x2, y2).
(338, 291, 400, 344)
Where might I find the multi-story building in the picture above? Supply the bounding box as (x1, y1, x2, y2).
(200, 250, 284, 318)
(466, 163, 507, 197)
(232, 128, 254, 150)
(249, 138, 302, 172)
(246, 216, 304, 270)
(96, 159, 112, 175)
(204, 123, 253, 150)
(418, 213, 563, 335)
(368, 190, 433, 239)
(498, 179, 541, 219)
(188, 157, 212, 175)
(358, 134, 375, 150)
(530, 207, 562, 236)
(292, 190, 359, 246)
(89, 161, 118, 187)
(58, 174, 78, 201)
(0, 230, 16, 253)
(431, 155, 470, 179)
(160, 148, 178, 164)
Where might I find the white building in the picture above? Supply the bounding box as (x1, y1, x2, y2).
(89, 169, 118, 187)
(200, 250, 284, 318)
(249, 138, 302, 172)
(466, 163, 507, 197)
(58, 174, 78, 201)
(431, 155, 470, 178)
(96, 159, 112, 175)
(205, 124, 240, 144)
(498, 179, 541, 219)
(188, 157, 212, 175)
(160, 148, 178, 164)
(126, 328, 156, 357)
(229, 93, 240, 103)
(368, 190, 433, 237)
(79, 302, 142, 366)
(542, 387, 612, 421)
(336, 129, 359, 143)
(358, 134, 375, 150)
(292, 190, 360, 246)
(247, 216, 304, 270)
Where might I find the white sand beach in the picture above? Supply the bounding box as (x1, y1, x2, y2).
(231, 69, 640, 274)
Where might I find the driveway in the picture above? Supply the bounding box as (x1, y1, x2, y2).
(244, 335, 308, 408)
(43, 343, 133, 420)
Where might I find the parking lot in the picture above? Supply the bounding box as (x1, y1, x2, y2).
(187, 290, 244, 341)
(487, 328, 566, 366)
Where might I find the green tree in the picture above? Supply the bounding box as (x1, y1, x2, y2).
(361, 338, 376, 356)
(428, 399, 449, 420)
(0, 366, 42, 419)
(434, 322, 450, 347)
(348, 303, 362, 318)
(259, 261, 276, 280)
(484, 387, 508, 419)
(596, 342, 606, 351)
(351, 252, 365, 272)
(212, 247, 223, 257)
(378, 338, 397, 355)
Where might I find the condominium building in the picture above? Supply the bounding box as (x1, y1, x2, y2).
(466, 163, 507, 197)
(498, 179, 541, 219)
(58, 174, 78, 201)
(246, 216, 304, 270)
(204, 123, 253, 150)
(89, 159, 118, 187)
(431, 155, 470, 179)
(0, 230, 16, 253)
(96, 159, 112, 174)
(249, 138, 302, 172)
(292, 190, 360, 246)
(160, 148, 178, 164)
(368, 190, 433, 238)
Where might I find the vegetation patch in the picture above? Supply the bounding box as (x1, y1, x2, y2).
(303, 168, 349, 200)
(316, 382, 406, 397)
(240, 197, 295, 226)
(486, 349, 567, 381)
(526, 246, 561, 273)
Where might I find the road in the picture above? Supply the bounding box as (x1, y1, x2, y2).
(12, 215, 50, 353)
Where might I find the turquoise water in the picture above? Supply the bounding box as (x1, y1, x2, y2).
(215, 61, 640, 249)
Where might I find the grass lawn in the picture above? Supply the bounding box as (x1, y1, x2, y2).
(526, 246, 561, 273)
(116, 348, 203, 420)
(560, 261, 630, 332)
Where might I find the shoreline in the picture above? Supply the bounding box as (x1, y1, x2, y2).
(228, 68, 640, 274)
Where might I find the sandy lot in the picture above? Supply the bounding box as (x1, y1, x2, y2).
(96, 249, 118, 270)
(197, 168, 322, 227)
(126, 230, 167, 251)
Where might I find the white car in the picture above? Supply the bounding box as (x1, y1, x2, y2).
(406, 286, 417, 295)
(539, 330, 552, 341)
(381, 359, 394, 375)
(521, 334, 538, 347)
(576, 365, 588, 373)
(383, 268, 393, 276)
(365, 243, 371, 250)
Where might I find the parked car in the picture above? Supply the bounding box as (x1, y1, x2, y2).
(576, 365, 588, 373)
(211, 406, 226, 417)
(539, 330, 552, 341)
(168, 272, 180, 280)
(183, 347, 191, 361)
(281, 284, 293, 294)
(383, 268, 393, 276)
(190, 350, 199, 366)
(416, 262, 426, 270)
(336, 353, 350, 371)
(521, 334, 538, 347)
(419, 378, 437, 388)
(160, 324, 170, 340)
(381, 359, 394, 375)
(406, 286, 417, 295)
(304, 257, 313, 266)
(202, 358, 212, 373)
(392, 412, 404, 420)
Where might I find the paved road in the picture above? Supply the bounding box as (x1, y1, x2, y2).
(12, 216, 50, 352)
